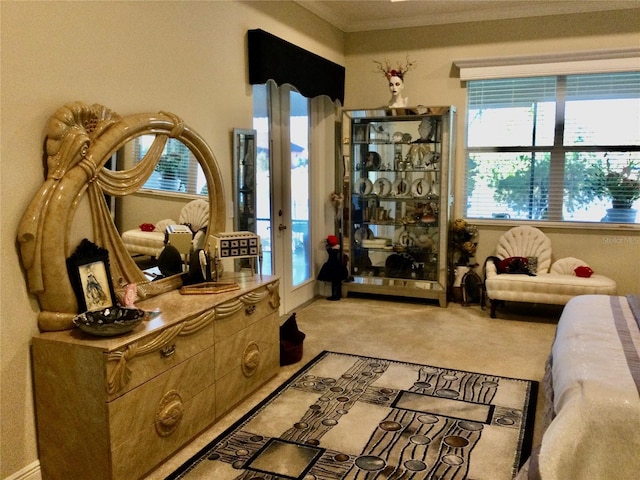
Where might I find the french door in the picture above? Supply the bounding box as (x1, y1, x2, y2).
(253, 82, 315, 314)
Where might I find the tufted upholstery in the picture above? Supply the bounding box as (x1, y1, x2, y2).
(178, 199, 209, 231)
(122, 200, 209, 258)
(550, 256, 589, 275)
(494, 225, 552, 273)
(485, 227, 616, 317)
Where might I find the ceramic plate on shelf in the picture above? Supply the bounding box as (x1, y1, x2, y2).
(353, 177, 373, 195)
(372, 177, 392, 196)
(411, 178, 431, 197)
(354, 227, 374, 244)
(394, 229, 415, 247)
(392, 178, 410, 196)
(415, 232, 436, 248)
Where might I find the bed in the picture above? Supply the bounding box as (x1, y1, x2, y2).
(524, 294, 640, 480)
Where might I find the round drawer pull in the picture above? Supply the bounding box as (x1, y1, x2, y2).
(160, 344, 176, 358)
(155, 390, 184, 437)
(241, 342, 260, 377)
(246, 305, 257, 315)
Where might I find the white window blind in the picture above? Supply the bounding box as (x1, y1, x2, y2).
(132, 136, 207, 196)
(464, 71, 640, 224)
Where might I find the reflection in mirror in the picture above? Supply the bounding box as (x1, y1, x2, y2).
(17, 102, 225, 331)
(120, 136, 209, 195)
(233, 129, 257, 232)
(115, 136, 210, 280)
(233, 129, 258, 272)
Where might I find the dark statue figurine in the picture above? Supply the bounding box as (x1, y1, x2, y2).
(317, 235, 348, 300)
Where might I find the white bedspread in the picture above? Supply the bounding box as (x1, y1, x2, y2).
(538, 295, 640, 480)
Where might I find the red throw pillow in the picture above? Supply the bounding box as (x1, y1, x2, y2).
(139, 223, 155, 232)
(574, 266, 593, 278)
(497, 256, 532, 275)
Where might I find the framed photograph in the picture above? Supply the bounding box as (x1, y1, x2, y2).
(352, 123, 369, 143)
(67, 239, 116, 312)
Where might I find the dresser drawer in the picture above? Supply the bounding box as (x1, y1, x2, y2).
(106, 318, 214, 400)
(214, 285, 278, 343)
(215, 311, 279, 416)
(109, 346, 216, 480)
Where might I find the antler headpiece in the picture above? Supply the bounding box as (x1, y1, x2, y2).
(374, 56, 416, 80)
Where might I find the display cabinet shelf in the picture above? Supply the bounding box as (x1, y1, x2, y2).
(339, 106, 455, 306)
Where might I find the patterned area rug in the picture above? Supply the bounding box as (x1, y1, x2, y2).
(167, 351, 537, 480)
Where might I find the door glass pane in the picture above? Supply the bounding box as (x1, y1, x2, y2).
(290, 90, 310, 285)
(252, 84, 272, 275)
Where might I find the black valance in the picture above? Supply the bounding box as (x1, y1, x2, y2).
(248, 29, 345, 104)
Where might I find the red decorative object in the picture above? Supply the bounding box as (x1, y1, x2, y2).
(326, 235, 339, 247)
(280, 313, 305, 366)
(497, 257, 533, 275)
(139, 223, 155, 232)
(574, 266, 594, 278)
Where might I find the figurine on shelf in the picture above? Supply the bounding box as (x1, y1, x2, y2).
(374, 57, 416, 108)
(407, 117, 438, 166)
(317, 235, 348, 301)
(416, 117, 437, 142)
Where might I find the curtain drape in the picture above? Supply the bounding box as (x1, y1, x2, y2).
(309, 95, 340, 267)
(248, 29, 345, 104)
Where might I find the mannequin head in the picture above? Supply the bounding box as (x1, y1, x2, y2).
(374, 58, 415, 108)
(388, 74, 404, 97)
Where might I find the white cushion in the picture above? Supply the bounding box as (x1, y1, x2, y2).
(154, 218, 177, 233)
(122, 230, 166, 257)
(550, 256, 590, 275)
(485, 273, 617, 305)
(178, 199, 209, 231)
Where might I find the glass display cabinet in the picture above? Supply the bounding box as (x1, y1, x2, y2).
(339, 107, 455, 306)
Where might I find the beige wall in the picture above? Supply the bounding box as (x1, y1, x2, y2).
(1, 2, 639, 478)
(343, 9, 640, 294)
(0, 1, 343, 477)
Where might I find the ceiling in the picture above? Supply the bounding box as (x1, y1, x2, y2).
(294, 0, 640, 32)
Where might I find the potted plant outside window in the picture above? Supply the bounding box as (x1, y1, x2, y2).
(589, 158, 640, 223)
(156, 153, 186, 191)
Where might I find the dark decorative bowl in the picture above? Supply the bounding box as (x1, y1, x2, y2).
(73, 307, 147, 337)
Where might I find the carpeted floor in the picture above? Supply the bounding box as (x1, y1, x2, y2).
(145, 296, 559, 480)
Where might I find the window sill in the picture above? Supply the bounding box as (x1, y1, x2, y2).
(135, 189, 206, 201)
(467, 218, 640, 232)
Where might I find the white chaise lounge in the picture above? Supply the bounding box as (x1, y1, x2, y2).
(121, 199, 209, 258)
(484, 226, 617, 318)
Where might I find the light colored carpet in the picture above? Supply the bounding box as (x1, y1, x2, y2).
(145, 296, 559, 479)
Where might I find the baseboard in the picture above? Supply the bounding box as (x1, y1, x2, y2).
(5, 461, 41, 480)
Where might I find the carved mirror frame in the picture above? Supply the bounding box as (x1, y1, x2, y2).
(17, 102, 226, 331)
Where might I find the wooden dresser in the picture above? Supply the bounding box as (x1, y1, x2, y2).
(31, 275, 280, 480)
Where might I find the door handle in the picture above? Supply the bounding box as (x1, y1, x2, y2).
(278, 224, 287, 231)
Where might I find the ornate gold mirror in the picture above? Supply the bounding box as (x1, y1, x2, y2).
(17, 102, 226, 331)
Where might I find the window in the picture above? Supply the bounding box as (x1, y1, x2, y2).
(464, 72, 640, 224)
(125, 135, 207, 196)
